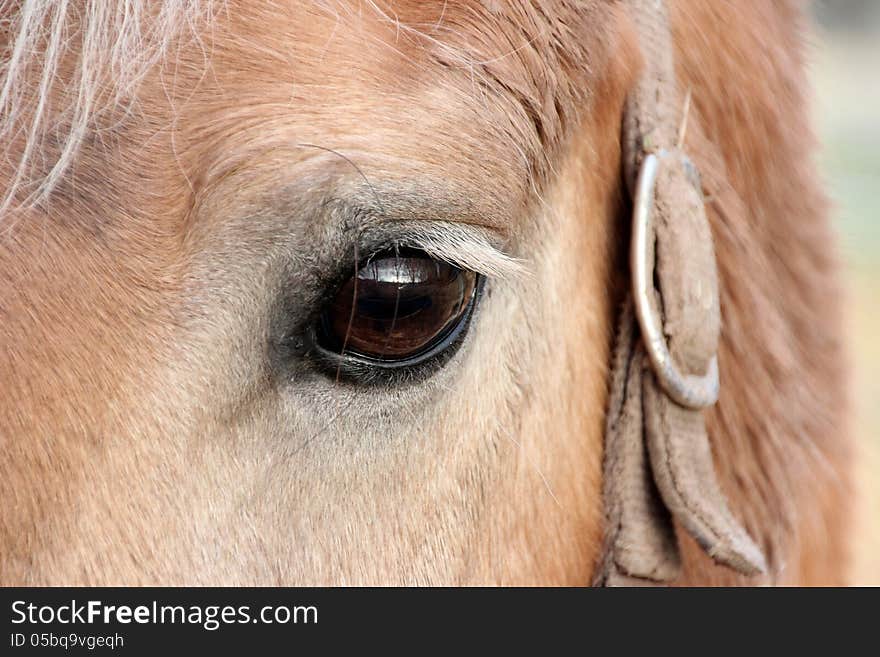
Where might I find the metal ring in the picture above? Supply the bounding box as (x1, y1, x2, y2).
(630, 151, 719, 409)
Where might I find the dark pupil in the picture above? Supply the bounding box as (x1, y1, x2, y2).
(320, 251, 477, 361)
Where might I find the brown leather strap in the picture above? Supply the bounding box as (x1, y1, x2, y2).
(594, 0, 767, 586)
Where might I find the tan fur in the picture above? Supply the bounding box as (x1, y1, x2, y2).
(0, 1, 852, 585)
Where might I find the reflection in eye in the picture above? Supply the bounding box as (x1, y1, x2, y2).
(318, 249, 479, 364)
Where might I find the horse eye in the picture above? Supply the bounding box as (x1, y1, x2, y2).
(317, 249, 480, 367)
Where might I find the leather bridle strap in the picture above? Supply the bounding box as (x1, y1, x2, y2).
(593, 0, 767, 586)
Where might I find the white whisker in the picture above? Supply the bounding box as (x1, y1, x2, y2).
(498, 425, 562, 511)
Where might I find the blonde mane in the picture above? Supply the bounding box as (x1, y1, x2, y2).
(0, 1, 213, 216)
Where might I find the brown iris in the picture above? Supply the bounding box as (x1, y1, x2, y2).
(319, 249, 478, 363)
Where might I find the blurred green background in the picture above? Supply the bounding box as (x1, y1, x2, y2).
(811, 0, 879, 584)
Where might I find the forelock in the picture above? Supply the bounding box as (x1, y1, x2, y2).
(0, 0, 214, 217)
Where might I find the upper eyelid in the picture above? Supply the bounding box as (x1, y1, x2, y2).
(198, 166, 527, 280)
(362, 221, 528, 281)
